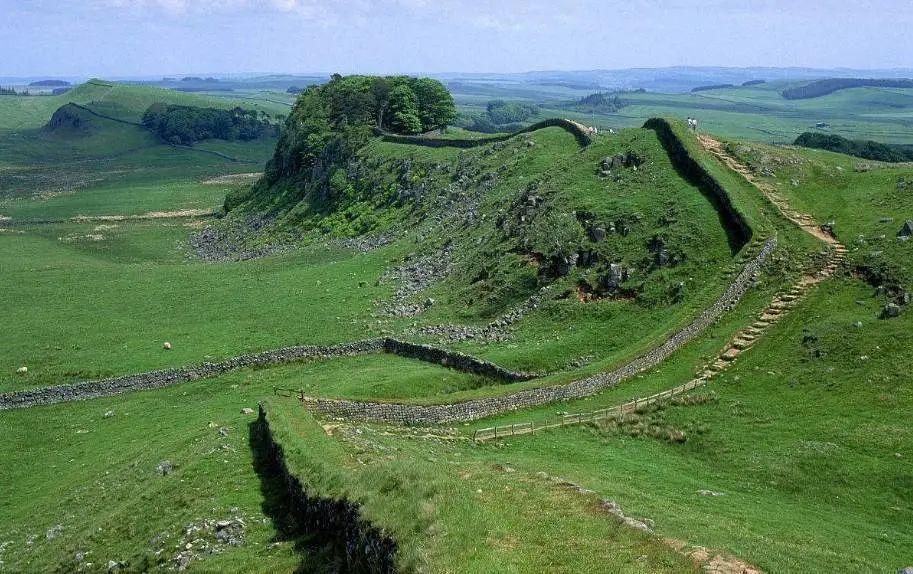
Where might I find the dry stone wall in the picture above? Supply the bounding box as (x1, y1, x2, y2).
(0, 338, 533, 410)
(257, 405, 398, 573)
(302, 237, 777, 424)
(643, 117, 753, 252)
(377, 118, 593, 149)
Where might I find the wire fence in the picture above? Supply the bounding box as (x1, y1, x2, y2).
(472, 377, 707, 442)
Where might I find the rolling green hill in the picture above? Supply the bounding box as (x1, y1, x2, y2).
(0, 75, 911, 573)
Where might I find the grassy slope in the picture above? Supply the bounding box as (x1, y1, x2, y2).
(0, 80, 291, 131)
(465, 278, 912, 573)
(263, 398, 697, 573)
(0, 81, 278, 220)
(0, 370, 328, 573)
(0, 230, 391, 393)
(365, 125, 750, 379)
(730, 141, 913, 288)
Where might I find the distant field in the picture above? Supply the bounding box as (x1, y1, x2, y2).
(451, 79, 913, 144)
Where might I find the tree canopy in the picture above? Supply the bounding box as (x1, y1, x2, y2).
(794, 131, 913, 162)
(264, 74, 456, 188)
(141, 104, 276, 145)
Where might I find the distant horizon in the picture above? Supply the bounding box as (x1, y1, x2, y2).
(4, 65, 913, 84)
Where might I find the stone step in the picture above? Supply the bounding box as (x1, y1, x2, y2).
(732, 340, 752, 350)
(721, 349, 741, 361)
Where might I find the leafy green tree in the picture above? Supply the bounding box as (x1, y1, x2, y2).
(386, 84, 422, 134)
(370, 77, 392, 127)
(411, 78, 457, 132)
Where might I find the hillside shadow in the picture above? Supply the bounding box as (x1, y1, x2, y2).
(248, 421, 341, 574)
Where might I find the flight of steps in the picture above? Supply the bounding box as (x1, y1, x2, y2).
(697, 241, 847, 379)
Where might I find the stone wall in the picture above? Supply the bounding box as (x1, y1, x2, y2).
(0, 338, 533, 410)
(643, 117, 753, 252)
(257, 404, 398, 573)
(382, 339, 536, 382)
(377, 118, 593, 149)
(301, 237, 778, 424)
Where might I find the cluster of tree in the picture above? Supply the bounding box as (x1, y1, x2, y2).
(691, 84, 735, 92)
(0, 87, 20, 96)
(782, 78, 913, 100)
(287, 86, 304, 95)
(567, 92, 627, 113)
(794, 132, 913, 163)
(485, 100, 539, 124)
(455, 99, 540, 133)
(264, 74, 456, 189)
(741, 79, 766, 86)
(180, 76, 220, 83)
(141, 104, 277, 145)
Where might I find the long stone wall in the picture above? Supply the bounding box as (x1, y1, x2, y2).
(381, 339, 536, 382)
(377, 118, 594, 149)
(300, 237, 777, 424)
(0, 338, 534, 411)
(257, 405, 398, 572)
(643, 118, 753, 253)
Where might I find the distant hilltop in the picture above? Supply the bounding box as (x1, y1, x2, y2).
(29, 79, 70, 87)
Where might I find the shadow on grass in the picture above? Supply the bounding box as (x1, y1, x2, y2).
(249, 420, 342, 574)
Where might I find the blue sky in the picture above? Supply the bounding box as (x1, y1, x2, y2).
(2, 0, 912, 76)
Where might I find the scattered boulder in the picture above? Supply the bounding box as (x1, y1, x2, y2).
(883, 303, 901, 318)
(104, 410, 115, 418)
(46, 524, 63, 540)
(577, 250, 597, 267)
(898, 220, 913, 238)
(218, 426, 229, 437)
(555, 253, 579, 277)
(600, 263, 624, 291)
(214, 518, 245, 546)
(163, 342, 172, 350)
(16, 366, 27, 375)
(240, 407, 255, 415)
(898, 568, 913, 574)
(599, 152, 642, 172)
(697, 489, 725, 497)
(588, 226, 606, 242)
(156, 460, 174, 476)
(107, 560, 124, 573)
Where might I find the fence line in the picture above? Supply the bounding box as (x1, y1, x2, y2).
(472, 377, 706, 442)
